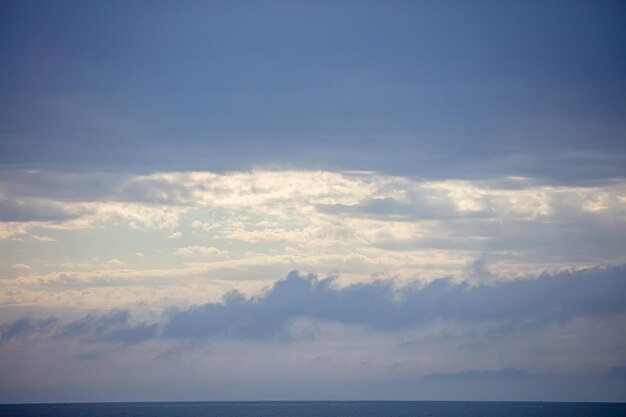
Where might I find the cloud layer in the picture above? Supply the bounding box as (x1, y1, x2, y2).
(2, 267, 626, 402)
(2, 169, 626, 310)
(2, 0, 626, 403)
(3, 265, 625, 344)
(164, 266, 626, 340)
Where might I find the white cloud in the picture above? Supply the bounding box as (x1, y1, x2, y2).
(175, 246, 229, 258)
(105, 259, 126, 268)
(31, 235, 56, 242)
(11, 263, 31, 270)
(2, 169, 626, 311)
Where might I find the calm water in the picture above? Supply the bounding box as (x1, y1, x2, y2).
(1, 401, 625, 417)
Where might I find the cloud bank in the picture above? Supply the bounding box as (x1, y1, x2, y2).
(2, 169, 626, 311)
(164, 266, 626, 340)
(3, 265, 625, 345)
(2, 266, 626, 402)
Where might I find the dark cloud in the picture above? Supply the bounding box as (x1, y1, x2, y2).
(109, 323, 158, 344)
(163, 266, 626, 340)
(59, 310, 130, 341)
(3, 265, 625, 346)
(317, 195, 490, 222)
(0, 310, 157, 347)
(2, 2, 626, 181)
(0, 316, 57, 343)
(60, 310, 158, 345)
(1, 268, 626, 402)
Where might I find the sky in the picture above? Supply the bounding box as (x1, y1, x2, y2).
(1, 0, 626, 403)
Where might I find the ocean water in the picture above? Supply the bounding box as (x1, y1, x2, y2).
(1, 401, 625, 417)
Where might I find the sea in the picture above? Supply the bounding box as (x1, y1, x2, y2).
(1, 401, 625, 417)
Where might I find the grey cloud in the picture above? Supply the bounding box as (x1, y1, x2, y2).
(423, 368, 530, 380)
(0, 169, 186, 207)
(163, 266, 626, 341)
(318, 198, 421, 221)
(60, 310, 130, 341)
(0, 199, 80, 223)
(0, 310, 156, 347)
(0, 310, 157, 347)
(607, 366, 626, 379)
(0, 170, 124, 202)
(1, 269, 626, 403)
(75, 351, 109, 361)
(317, 194, 488, 222)
(2, 1, 626, 183)
(3, 265, 626, 345)
(115, 177, 193, 206)
(60, 310, 158, 345)
(0, 316, 57, 343)
(109, 323, 159, 344)
(373, 214, 626, 264)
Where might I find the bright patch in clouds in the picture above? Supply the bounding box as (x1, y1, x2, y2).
(175, 246, 229, 258)
(31, 235, 56, 242)
(1, 169, 625, 311)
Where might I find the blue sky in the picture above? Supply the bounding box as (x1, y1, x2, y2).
(1, 0, 626, 402)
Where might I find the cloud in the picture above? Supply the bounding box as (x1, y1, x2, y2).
(105, 259, 126, 268)
(108, 323, 159, 344)
(0, 198, 80, 223)
(0, 317, 58, 343)
(5, 265, 625, 346)
(58, 310, 158, 345)
(423, 368, 530, 380)
(606, 366, 626, 379)
(2, 170, 626, 290)
(11, 263, 31, 270)
(162, 265, 626, 340)
(175, 246, 228, 258)
(31, 235, 56, 242)
(0, 310, 158, 347)
(59, 310, 130, 341)
(1, 269, 625, 403)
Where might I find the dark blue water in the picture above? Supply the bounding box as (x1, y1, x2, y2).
(1, 401, 625, 417)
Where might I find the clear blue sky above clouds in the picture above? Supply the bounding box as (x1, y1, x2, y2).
(1, 0, 626, 403)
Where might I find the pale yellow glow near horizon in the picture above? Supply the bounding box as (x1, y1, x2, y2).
(1, 169, 625, 310)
